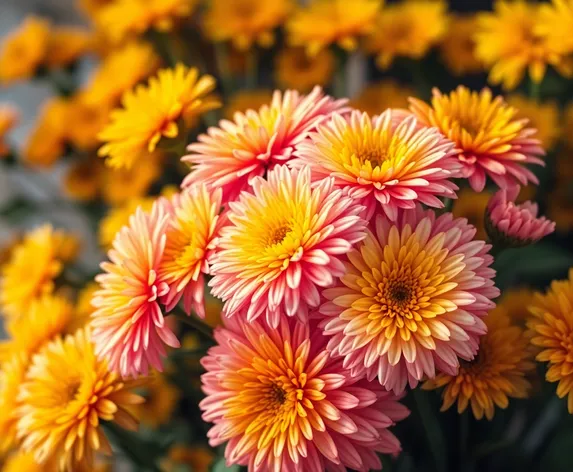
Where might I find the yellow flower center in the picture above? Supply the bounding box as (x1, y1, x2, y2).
(359, 148, 388, 167)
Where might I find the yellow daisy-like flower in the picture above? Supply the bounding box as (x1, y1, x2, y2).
(223, 90, 273, 119)
(162, 445, 214, 472)
(99, 196, 155, 248)
(134, 372, 180, 428)
(423, 306, 535, 420)
(23, 98, 70, 168)
(63, 157, 105, 202)
(67, 93, 112, 150)
(0, 225, 78, 319)
(100, 158, 162, 205)
(70, 282, 100, 333)
(203, 0, 291, 51)
(98, 64, 219, 170)
(274, 47, 335, 92)
(0, 353, 29, 453)
(452, 188, 494, 241)
(17, 328, 145, 471)
(475, 0, 573, 91)
(365, 0, 447, 69)
(528, 269, 573, 412)
(536, 0, 573, 57)
(506, 95, 560, 151)
(0, 16, 50, 84)
(0, 105, 18, 158)
(439, 14, 483, 76)
(45, 26, 92, 68)
(97, 0, 198, 43)
(1, 451, 58, 472)
(288, 0, 380, 56)
(350, 79, 415, 115)
(82, 42, 160, 106)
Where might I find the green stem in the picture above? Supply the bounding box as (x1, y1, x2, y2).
(172, 310, 214, 340)
(412, 390, 447, 472)
(529, 79, 541, 102)
(245, 47, 258, 89)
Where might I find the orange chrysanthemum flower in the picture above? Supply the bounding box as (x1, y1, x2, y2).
(0, 353, 29, 453)
(17, 328, 145, 471)
(528, 268, 573, 412)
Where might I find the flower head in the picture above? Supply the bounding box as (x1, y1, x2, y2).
(1, 225, 78, 319)
(224, 90, 273, 119)
(365, 0, 447, 69)
(91, 202, 179, 377)
(44, 26, 92, 68)
(292, 109, 459, 220)
(99, 64, 219, 170)
(439, 14, 483, 76)
(0, 104, 18, 158)
(163, 445, 214, 472)
(203, 0, 291, 51)
(536, 0, 573, 57)
(209, 165, 366, 328)
(486, 185, 555, 247)
(0, 16, 50, 84)
(350, 80, 414, 116)
(423, 305, 534, 420)
(160, 186, 225, 318)
(182, 86, 347, 204)
(274, 47, 335, 92)
(452, 188, 493, 240)
(287, 0, 380, 56)
(134, 372, 180, 428)
(528, 269, 573, 412)
(409, 86, 545, 192)
(100, 157, 161, 205)
(200, 317, 409, 471)
(506, 95, 560, 151)
(319, 207, 499, 393)
(475, 1, 573, 90)
(0, 353, 28, 453)
(64, 157, 105, 202)
(67, 93, 112, 151)
(17, 328, 145, 470)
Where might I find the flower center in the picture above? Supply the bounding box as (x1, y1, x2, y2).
(457, 116, 483, 137)
(266, 225, 291, 247)
(359, 148, 388, 167)
(63, 380, 81, 404)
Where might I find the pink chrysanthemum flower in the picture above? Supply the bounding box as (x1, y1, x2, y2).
(182, 86, 347, 203)
(200, 317, 409, 472)
(486, 185, 555, 247)
(409, 86, 545, 192)
(209, 165, 366, 328)
(91, 202, 179, 377)
(318, 207, 500, 394)
(292, 109, 460, 220)
(159, 185, 226, 317)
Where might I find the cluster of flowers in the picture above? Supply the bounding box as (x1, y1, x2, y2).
(86, 80, 560, 471)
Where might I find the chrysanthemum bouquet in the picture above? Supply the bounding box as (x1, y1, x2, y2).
(1, 0, 573, 471)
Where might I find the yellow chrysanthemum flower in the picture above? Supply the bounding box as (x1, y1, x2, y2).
(1, 451, 58, 472)
(475, 0, 573, 90)
(69, 282, 100, 333)
(98, 64, 219, 169)
(162, 445, 214, 472)
(63, 157, 105, 202)
(562, 101, 573, 149)
(66, 93, 112, 150)
(499, 287, 536, 327)
(82, 42, 160, 106)
(528, 269, 573, 412)
(440, 14, 483, 76)
(0, 353, 29, 453)
(100, 158, 162, 205)
(223, 90, 273, 119)
(274, 47, 335, 92)
(97, 0, 198, 43)
(536, 0, 573, 57)
(452, 188, 494, 241)
(203, 0, 291, 51)
(423, 306, 535, 420)
(1, 225, 78, 319)
(0, 16, 50, 84)
(365, 0, 447, 69)
(23, 98, 69, 168)
(134, 372, 180, 428)
(98, 196, 155, 248)
(350, 79, 415, 115)
(17, 328, 145, 471)
(0, 105, 18, 158)
(45, 26, 92, 68)
(288, 0, 380, 56)
(506, 95, 560, 151)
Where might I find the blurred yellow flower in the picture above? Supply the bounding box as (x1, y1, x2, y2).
(0, 16, 50, 84)
(350, 79, 414, 115)
(99, 64, 219, 169)
(562, 101, 573, 149)
(134, 372, 181, 428)
(423, 306, 534, 420)
(23, 98, 69, 168)
(162, 445, 214, 472)
(203, 295, 223, 329)
(1, 451, 58, 472)
(440, 14, 483, 76)
(0, 105, 18, 158)
(475, 1, 573, 90)
(63, 157, 104, 202)
(223, 89, 273, 119)
(499, 287, 536, 327)
(452, 188, 493, 241)
(288, 0, 380, 56)
(204, 0, 291, 51)
(536, 0, 573, 57)
(548, 181, 573, 232)
(0, 353, 28, 453)
(67, 94, 112, 150)
(82, 42, 160, 106)
(77, 0, 114, 18)
(99, 196, 155, 248)
(275, 47, 334, 92)
(506, 95, 560, 150)
(45, 26, 92, 68)
(100, 158, 161, 205)
(69, 282, 100, 333)
(0, 225, 78, 320)
(366, 0, 447, 69)
(97, 0, 198, 43)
